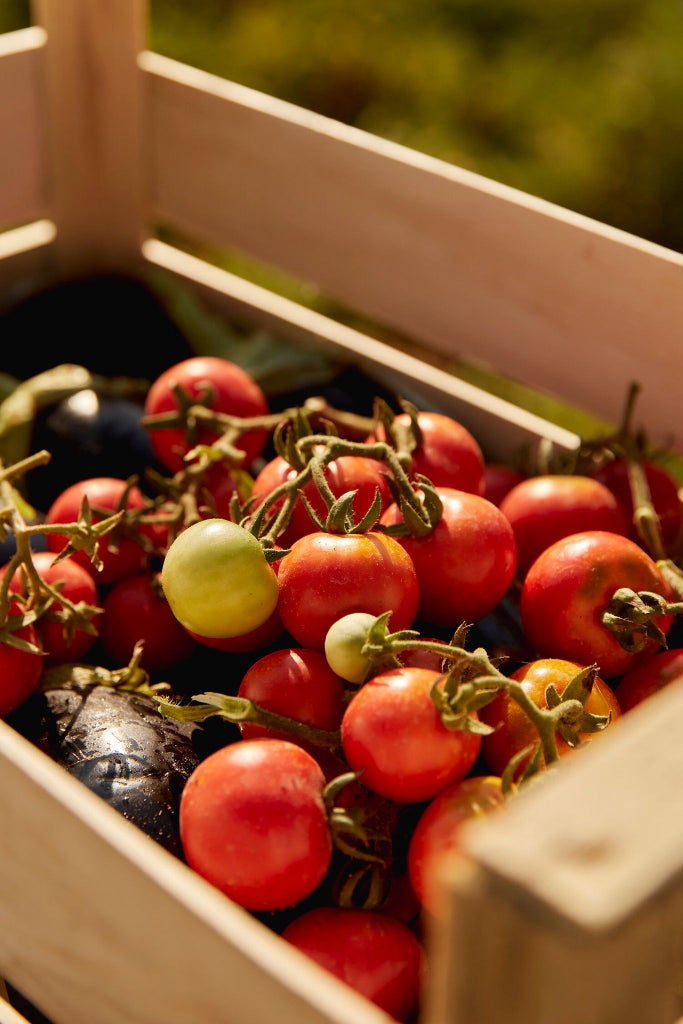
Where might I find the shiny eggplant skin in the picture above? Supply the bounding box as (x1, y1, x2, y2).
(8, 684, 218, 859)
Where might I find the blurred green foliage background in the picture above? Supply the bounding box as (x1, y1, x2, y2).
(4, 0, 683, 254)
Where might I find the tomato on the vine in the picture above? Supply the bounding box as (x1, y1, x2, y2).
(480, 657, 621, 778)
(143, 355, 270, 473)
(499, 474, 630, 576)
(179, 738, 333, 911)
(520, 530, 674, 678)
(380, 487, 517, 627)
(282, 906, 425, 1023)
(341, 666, 482, 803)
(0, 600, 44, 717)
(592, 457, 683, 554)
(407, 775, 505, 918)
(615, 647, 683, 712)
(276, 530, 420, 650)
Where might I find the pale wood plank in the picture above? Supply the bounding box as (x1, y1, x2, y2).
(30, 0, 147, 276)
(0, 721, 387, 1024)
(0, 221, 57, 309)
(426, 682, 683, 1024)
(142, 238, 580, 461)
(0, 28, 49, 230)
(141, 51, 683, 452)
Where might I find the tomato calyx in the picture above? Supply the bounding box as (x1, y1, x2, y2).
(601, 586, 681, 654)
(38, 640, 169, 699)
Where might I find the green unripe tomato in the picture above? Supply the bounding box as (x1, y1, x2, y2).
(161, 518, 279, 639)
(324, 611, 378, 684)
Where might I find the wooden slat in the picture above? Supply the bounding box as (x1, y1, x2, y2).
(141, 50, 683, 452)
(0, 221, 57, 308)
(426, 682, 683, 1024)
(30, 0, 146, 276)
(0, 721, 387, 1024)
(0, 28, 49, 231)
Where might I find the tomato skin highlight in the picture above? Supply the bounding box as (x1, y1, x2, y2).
(520, 530, 674, 678)
(380, 487, 517, 628)
(282, 906, 425, 1023)
(276, 531, 420, 650)
(480, 657, 621, 778)
(407, 775, 505, 918)
(341, 666, 482, 802)
(179, 738, 333, 911)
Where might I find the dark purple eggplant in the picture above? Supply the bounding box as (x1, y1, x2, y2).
(7, 682, 222, 859)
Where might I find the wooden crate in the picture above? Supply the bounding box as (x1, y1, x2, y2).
(2, 3, 683, 1023)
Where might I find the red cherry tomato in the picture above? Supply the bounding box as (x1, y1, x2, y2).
(499, 474, 630, 576)
(44, 476, 153, 586)
(0, 599, 44, 717)
(407, 775, 505, 918)
(380, 487, 517, 627)
(480, 657, 621, 778)
(368, 410, 485, 494)
(98, 571, 196, 672)
(520, 530, 674, 678)
(615, 647, 683, 712)
(143, 355, 270, 473)
(593, 458, 683, 554)
(4, 551, 100, 664)
(482, 462, 526, 506)
(341, 666, 482, 802)
(237, 647, 345, 746)
(179, 738, 333, 911)
(276, 531, 420, 650)
(282, 907, 425, 1023)
(250, 453, 392, 547)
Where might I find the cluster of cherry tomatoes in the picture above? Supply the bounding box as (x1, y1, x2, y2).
(2, 352, 683, 1023)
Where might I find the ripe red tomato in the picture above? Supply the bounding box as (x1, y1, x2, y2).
(44, 476, 153, 586)
(250, 453, 392, 547)
(592, 457, 683, 554)
(499, 474, 630, 576)
(3, 551, 100, 664)
(276, 531, 420, 650)
(368, 410, 485, 494)
(407, 775, 505, 918)
(341, 666, 482, 802)
(282, 907, 425, 1022)
(482, 462, 526, 506)
(0, 600, 44, 717)
(237, 647, 345, 746)
(380, 487, 517, 627)
(143, 355, 270, 473)
(615, 647, 683, 712)
(98, 571, 196, 672)
(480, 657, 621, 778)
(179, 738, 333, 911)
(520, 530, 674, 678)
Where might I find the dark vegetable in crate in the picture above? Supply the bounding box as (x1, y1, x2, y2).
(7, 682, 215, 858)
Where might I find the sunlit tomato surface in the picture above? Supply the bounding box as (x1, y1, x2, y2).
(179, 738, 333, 911)
(45, 476, 153, 586)
(368, 410, 485, 494)
(407, 775, 505, 918)
(161, 518, 279, 639)
(341, 666, 482, 802)
(276, 531, 420, 650)
(0, 599, 44, 717)
(499, 474, 630, 576)
(250, 453, 392, 547)
(3, 551, 99, 664)
(592, 457, 683, 554)
(282, 907, 425, 1023)
(143, 355, 270, 473)
(480, 657, 622, 778)
(380, 487, 517, 628)
(236, 647, 345, 746)
(615, 647, 683, 712)
(99, 571, 196, 672)
(520, 530, 674, 678)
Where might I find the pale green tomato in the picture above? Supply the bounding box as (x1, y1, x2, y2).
(324, 611, 378, 684)
(161, 518, 279, 638)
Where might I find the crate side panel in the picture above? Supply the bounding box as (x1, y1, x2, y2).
(142, 54, 683, 450)
(0, 723, 386, 1024)
(0, 30, 49, 231)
